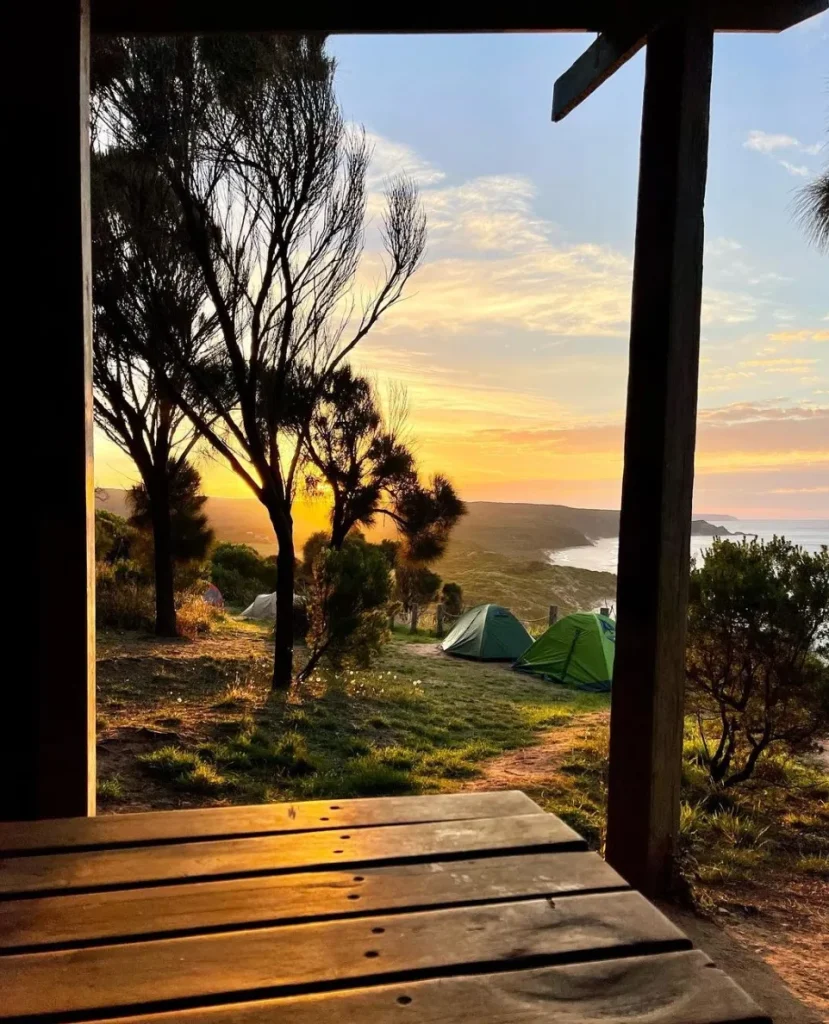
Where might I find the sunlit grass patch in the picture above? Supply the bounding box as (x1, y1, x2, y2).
(138, 745, 226, 793)
(97, 776, 125, 801)
(795, 855, 829, 877)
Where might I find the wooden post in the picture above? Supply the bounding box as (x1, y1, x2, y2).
(548, 606, 558, 626)
(436, 604, 445, 637)
(10, 1, 96, 819)
(605, 17, 713, 897)
(410, 604, 419, 634)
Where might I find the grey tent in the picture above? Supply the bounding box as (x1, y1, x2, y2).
(441, 604, 532, 661)
(240, 593, 276, 619)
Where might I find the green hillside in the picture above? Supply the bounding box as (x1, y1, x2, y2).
(435, 547, 616, 625)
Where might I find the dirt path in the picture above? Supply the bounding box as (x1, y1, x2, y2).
(460, 715, 827, 1022)
(463, 711, 608, 790)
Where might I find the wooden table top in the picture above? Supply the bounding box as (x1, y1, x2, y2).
(0, 791, 768, 1023)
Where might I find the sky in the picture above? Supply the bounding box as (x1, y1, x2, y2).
(95, 17, 828, 518)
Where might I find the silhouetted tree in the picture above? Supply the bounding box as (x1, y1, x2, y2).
(91, 148, 216, 635)
(304, 366, 466, 555)
(94, 36, 426, 687)
(128, 461, 214, 577)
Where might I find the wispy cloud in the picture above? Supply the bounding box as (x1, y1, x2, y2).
(768, 329, 829, 344)
(362, 129, 446, 189)
(743, 129, 821, 178)
(741, 357, 819, 373)
(705, 236, 742, 256)
(744, 131, 800, 153)
(779, 160, 810, 178)
(770, 486, 829, 494)
(697, 402, 826, 424)
(359, 140, 767, 337)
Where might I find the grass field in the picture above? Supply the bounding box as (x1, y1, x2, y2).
(96, 620, 606, 812)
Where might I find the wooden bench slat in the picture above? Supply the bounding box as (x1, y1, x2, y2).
(0, 791, 541, 856)
(90, 950, 770, 1024)
(0, 892, 691, 1021)
(0, 851, 626, 953)
(0, 813, 584, 898)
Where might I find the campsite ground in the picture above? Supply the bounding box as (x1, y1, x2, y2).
(96, 621, 828, 1018)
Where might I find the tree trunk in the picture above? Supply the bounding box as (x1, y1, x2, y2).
(272, 530, 296, 690)
(150, 475, 177, 637)
(330, 497, 347, 549)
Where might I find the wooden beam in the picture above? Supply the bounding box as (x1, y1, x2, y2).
(9, 1, 96, 819)
(552, 28, 648, 122)
(605, 17, 713, 897)
(89, 0, 827, 35)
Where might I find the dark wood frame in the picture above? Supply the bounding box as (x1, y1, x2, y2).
(19, 0, 825, 900)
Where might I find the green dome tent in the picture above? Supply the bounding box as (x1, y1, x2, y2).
(514, 612, 615, 691)
(441, 604, 532, 661)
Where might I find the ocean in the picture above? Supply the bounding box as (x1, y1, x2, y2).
(547, 518, 829, 575)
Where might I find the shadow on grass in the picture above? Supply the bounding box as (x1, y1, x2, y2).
(97, 629, 608, 807)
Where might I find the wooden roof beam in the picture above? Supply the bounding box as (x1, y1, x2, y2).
(552, 26, 650, 122)
(89, 0, 827, 36)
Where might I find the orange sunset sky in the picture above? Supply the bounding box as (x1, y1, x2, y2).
(95, 28, 828, 519)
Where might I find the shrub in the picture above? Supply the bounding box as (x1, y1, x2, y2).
(210, 543, 277, 605)
(96, 562, 156, 631)
(300, 537, 392, 680)
(441, 582, 463, 616)
(95, 509, 138, 563)
(176, 591, 221, 638)
(686, 537, 829, 791)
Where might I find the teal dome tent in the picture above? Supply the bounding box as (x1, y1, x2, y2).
(441, 604, 532, 661)
(514, 612, 615, 691)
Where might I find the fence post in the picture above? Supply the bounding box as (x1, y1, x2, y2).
(436, 603, 445, 637)
(410, 604, 419, 634)
(548, 605, 559, 626)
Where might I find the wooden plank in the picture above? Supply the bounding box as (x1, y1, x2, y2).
(605, 17, 713, 899)
(0, 814, 584, 898)
(91, 950, 770, 1024)
(0, 891, 691, 1020)
(0, 791, 542, 855)
(10, 0, 95, 822)
(0, 851, 626, 953)
(552, 28, 648, 122)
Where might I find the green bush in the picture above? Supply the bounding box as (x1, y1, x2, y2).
(96, 562, 155, 631)
(95, 509, 138, 563)
(211, 543, 278, 604)
(686, 537, 829, 791)
(301, 537, 392, 678)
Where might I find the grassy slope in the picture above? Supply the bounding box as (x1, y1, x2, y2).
(96, 624, 606, 810)
(436, 547, 617, 622)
